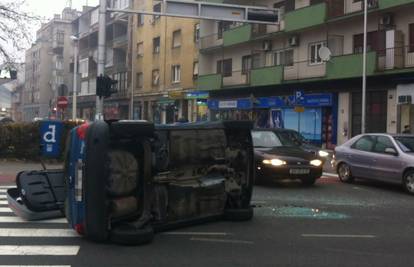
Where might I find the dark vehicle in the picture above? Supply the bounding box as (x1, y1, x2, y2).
(252, 129, 323, 185)
(332, 133, 414, 195)
(8, 120, 255, 245)
(272, 128, 329, 158)
(0, 116, 13, 124)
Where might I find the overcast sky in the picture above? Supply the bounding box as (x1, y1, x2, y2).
(25, 0, 99, 21)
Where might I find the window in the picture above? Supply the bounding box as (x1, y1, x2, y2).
(309, 42, 326, 65)
(172, 30, 181, 48)
(193, 61, 199, 79)
(153, 3, 161, 21)
(91, 9, 99, 25)
(217, 21, 232, 39)
(373, 136, 395, 154)
(137, 42, 144, 57)
(274, 49, 294, 67)
(55, 57, 64, 70)
(352, 136, 375, 152)
(56, 31, 64, 45)
(242, 55, 252, 74)
(136, 72, 143, 89)
(409, 23, 414, 53)
(152, 69, 160, 86)
(79, 58, 89, 78)
(194, 24, 200, 42)
(171, 65, 181, 83)
(353, 31, 386, 54)
(137, 14, 144, 27)
(153, 37, 160, 53)
(217, 59, 232, 77)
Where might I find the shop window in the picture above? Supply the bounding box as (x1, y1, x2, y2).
(172, 65, 181, 83)
(217, 58, 232, 77)
(309, 42, 326, 65)
(153, 37, 160, 54)
(409, 23, 414, 53)
(172, 30, 182, 48)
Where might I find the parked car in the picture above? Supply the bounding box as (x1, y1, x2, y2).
(252, 129, 323, 185)
(332, 133, 414, 194)
(8, 120, 255, 245)
(272, 128, 330, 158)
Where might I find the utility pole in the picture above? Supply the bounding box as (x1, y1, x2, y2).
(71, 36, 79, 120)
(96, 0, 107, 121)
(361, 0, 368, 134)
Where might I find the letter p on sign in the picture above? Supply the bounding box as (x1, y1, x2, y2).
(40, 121, 63, 158)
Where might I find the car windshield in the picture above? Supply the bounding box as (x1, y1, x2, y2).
(278, 131, 303, 146)
(394, 136, 414, 152)
(252, 131, 283, 148)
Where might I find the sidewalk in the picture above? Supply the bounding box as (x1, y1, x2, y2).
(0, 159, 63, 185)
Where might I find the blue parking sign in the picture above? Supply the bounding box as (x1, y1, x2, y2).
(295, 90, 305, 105)
(40, 120, 63, 158)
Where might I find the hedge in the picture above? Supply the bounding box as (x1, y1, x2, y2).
(0, 121, 81, 161)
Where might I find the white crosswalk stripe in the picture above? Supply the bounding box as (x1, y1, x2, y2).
(0, 188, 79, 265)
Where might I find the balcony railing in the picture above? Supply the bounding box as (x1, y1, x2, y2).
(327, 0, 378, 18)
(199, 33, 223, 51)
(222, 70, 250, 87)
(113, 34, 128, 48)
(377, 46, 414, 71)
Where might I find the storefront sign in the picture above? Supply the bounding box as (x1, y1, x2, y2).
(294, 106, 305, 113)
(218, 100, 238, 109)
(168, 91, 183, 99)
(186, 91, 209, 99)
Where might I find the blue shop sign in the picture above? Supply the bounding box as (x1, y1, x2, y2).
(186, 91, 209, 99)
(208, 93, 333, 110)
(40, 120, 63, 158)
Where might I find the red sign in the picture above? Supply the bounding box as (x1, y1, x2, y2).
(57, 96, 68, 109)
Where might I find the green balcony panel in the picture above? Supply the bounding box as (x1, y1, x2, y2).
(285, 3, 327, 32)
(250, 66, 284, 86)
(326, 52, 377, 80)
(223, 24, 252, 47)
(197, 74, 222, 91)
(379, 0, 414, 9)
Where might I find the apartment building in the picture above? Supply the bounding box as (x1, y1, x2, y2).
(71, 0, 130, 121)
(131, 0, 201, 123)
(198, 0, 414, 147)
(22, 8, 80, 121)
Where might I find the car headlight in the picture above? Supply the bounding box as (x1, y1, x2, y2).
(318, 150, 329, 157)
(310, 159, 323, 167)
(262, 159, 287, 166)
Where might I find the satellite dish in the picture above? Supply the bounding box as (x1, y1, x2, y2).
(319, 47, 332, 62)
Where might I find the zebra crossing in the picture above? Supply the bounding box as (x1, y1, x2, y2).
(0, 185, 80, 266)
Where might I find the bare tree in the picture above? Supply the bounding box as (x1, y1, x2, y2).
(0, 0, 40, 66)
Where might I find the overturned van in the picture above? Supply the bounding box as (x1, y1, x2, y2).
(8, 120, 255, 245)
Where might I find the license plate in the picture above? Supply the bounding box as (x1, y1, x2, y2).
(289, 168, 310, 175)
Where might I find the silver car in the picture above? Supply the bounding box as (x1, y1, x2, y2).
(332, 134, 414, 194)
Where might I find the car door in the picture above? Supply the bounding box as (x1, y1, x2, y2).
(371, 135, 404, 182)
(347, 135, 376, 178)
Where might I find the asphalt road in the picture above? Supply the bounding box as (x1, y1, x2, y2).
(1, 175, 414, 267)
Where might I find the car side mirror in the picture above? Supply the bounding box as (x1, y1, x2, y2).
(385, 147, 398, 156)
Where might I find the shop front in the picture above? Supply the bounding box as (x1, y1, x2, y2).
(185, 91, 209, 122)
(208, 93, 338, 148)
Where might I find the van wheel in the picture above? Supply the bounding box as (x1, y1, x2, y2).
(338, 163, 354, 183)
(403, 170, 414, 195)
(110, 224, 154, 246)
(224, 207, 253, 222)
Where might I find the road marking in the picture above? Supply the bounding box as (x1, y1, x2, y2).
(0, 216, 67, 224)
(302, 234, 376, 238)
(0, 196, 6, 200)
(0, 200, 8, 205)
(251, 201, 267, 204)
(0, 228, 77, 237)
(190, 237, 253, 245)
(0, 186, 15, 189)
(322, 172, 338, 178)
(163, 231, 230, 236)
(0, 207, 12, 213)
(0, 245, 80, 255)
(0, 189, 8, 193)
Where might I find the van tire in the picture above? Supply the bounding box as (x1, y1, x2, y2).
(110, 224, 154, 246)
(223, 207, 253, 222)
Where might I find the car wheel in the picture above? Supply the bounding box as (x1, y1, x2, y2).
(301, 177, 316, 186)
(403, 170, 414, 195)
(223, 207, 253, 222)
(110, 224, 154, 246)
(338, 163, 354, 183)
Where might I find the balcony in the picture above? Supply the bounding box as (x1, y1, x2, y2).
(200, 34, 224, 51)
(379, 0, 414, 10)
(222, 71, 250, 87)
(285, 3, 327, 32)
(326, 51, 377, 79)
(113, 34, 128, 48)
(197, 74, 222, 91)
(223, 24, 252, 47)
(284, 61, 327, 81)
(250, 66, 283, 86)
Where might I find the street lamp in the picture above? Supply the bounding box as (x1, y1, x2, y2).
(361, 0, 368, 134)
(70, 35, 79, 120)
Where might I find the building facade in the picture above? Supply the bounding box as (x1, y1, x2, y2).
(131, 0, 201, 123)
(198, 0, 414, 147)
(22, 8, 80, 122)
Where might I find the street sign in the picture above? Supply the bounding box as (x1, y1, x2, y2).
(295, 90, 305, 105)
(294, 106, 305, 113)
(57, 96, 68, 109)
(40, 120, 63, 158)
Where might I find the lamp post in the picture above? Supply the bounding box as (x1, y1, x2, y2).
(70, 35, 79, 120)
(361, 0, 368, 134)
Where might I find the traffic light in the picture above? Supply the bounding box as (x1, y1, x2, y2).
(96, 75, 118, 98)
